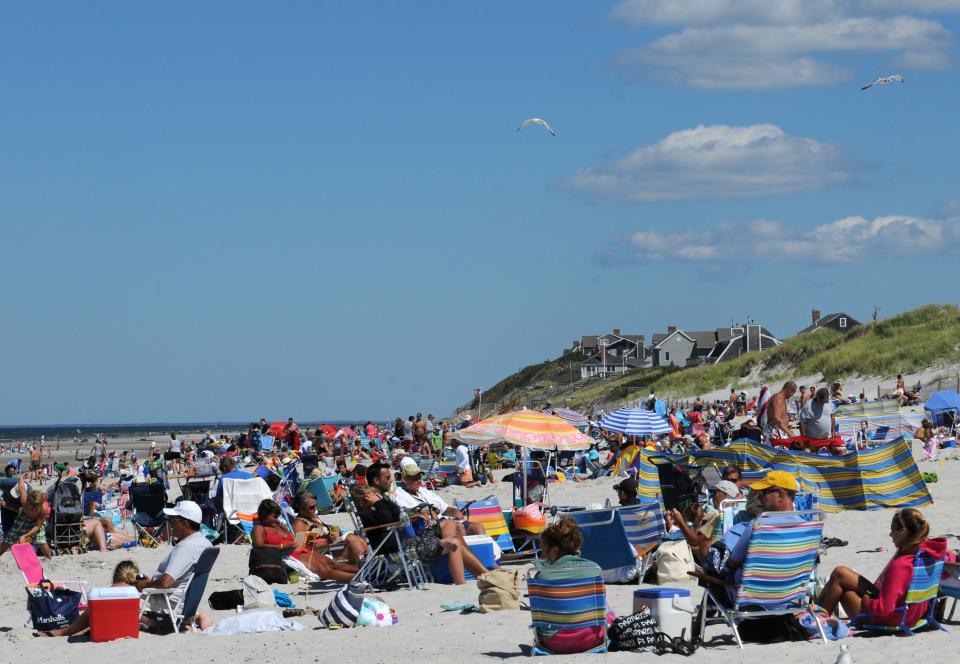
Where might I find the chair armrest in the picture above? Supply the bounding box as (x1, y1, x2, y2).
(141, 587, 174, 597)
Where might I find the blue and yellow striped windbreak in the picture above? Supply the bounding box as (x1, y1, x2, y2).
(688, 438, 932, 512)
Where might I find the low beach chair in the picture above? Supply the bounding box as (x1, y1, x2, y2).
(12, 543, 88, 605)
(568, 508, 638, 577)
(853, 549, 949, 635)
(128, 481, 170, 547)
(618, 501, 665, 555)
(695, 511, 827, 649)
(437, 460, 460, 486)
(221, 476, 273, 542)
(527, 566, 608, 655)
(939, 561, 960, 622)
(352, 521, 429, 590)
(141, 547, 219, 635)
(456, 495, 515, 555)
(719, 497, 748, 534)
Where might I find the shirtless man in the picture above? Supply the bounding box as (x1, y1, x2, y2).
(763, 381, 797, 441)
(29, 446, 44, 483)
(413, 412, 428, 455)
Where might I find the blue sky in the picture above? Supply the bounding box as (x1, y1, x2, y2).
(2, 2, 959, 424)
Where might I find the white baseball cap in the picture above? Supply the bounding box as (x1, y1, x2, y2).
(163, 500, 202, 525)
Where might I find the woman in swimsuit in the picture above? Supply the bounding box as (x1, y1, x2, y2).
(292, 491, 368, 564)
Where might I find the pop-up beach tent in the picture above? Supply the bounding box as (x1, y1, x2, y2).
(925, 390, 960, 427)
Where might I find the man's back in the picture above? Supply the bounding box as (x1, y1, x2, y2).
(799, 400, 834, 439)
(153, 532, 211, 609)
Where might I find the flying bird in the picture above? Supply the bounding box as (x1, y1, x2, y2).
(860, 74, 904, 90)
(516, 117, 556, 136)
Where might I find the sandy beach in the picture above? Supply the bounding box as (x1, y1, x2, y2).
(1, 439, 956, 663)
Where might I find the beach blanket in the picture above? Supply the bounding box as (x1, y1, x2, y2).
(689, 438, 932, 512)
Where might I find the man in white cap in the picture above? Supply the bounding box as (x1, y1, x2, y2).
(136, 500, 211, 630)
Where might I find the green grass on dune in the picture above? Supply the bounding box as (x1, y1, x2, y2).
(472, 304, 960, 413)
(638, 304, 960, 399)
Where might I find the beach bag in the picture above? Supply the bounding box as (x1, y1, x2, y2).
(413, 523, 444, 565)
(608, 607, 661, 652)
(319, 581, 368, 628)
(737, 614, 807, 643)
(242, 574, 276, 610)
(654, 539, 694, 584)
(248, 546, 288, 584)
(208, 589, 245, 611)
(477, 568, 523, 613)
(26, 581, 82, 630)
(357, 597, 395, 627)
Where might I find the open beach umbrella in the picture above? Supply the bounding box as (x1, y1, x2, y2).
(320, 424, 338, 437)
(451, 410, 593, 451)
(600, 408, 672, 436)
(541, 407, 589, 429)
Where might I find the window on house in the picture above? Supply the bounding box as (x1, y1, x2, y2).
(665, 351, 670, 361)
(839, 317, 847, 328)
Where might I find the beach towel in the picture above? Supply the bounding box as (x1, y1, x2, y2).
(203, 610, 304, 635)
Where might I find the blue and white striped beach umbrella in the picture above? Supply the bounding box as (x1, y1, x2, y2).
(600, 407, 672, 436)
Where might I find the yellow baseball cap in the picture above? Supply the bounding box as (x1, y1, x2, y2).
(749, 470, 797, 492)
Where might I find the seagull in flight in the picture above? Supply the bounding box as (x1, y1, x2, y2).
(516, 118, 556, 136)
(860, 74, 904, 90)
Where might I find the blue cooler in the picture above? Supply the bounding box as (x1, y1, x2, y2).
(944, 438, 957, 448)
(431, 534, 497, 583)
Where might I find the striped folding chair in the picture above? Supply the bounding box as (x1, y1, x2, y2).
(697, 511, 827, 649)
(305, 474, 341, 514)
(854, 549, 949, 635)
(455, 495, 515, 555)
(527, 567, 608, 655)
(618, 500, 664, 554)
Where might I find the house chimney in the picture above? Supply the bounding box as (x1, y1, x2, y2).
(573, 340, 580, 348)
(811, 309, 821, 325)
(613, 328, 621, 336)
(667, 325, 677, 333)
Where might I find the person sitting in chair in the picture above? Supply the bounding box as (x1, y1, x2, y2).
(693, 471, 802, 607)
(394, 462, 484, 536)
(135, 501, 211, 633)
(0, 474, 53, 559)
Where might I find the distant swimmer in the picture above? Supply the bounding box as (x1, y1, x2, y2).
(860, 74, 903, 90)
(516, 117, 556, 136)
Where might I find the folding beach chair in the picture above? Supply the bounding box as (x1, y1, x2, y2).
(221, 476, 273, 542)
(853, 549, 949, 635)
(568, 508, 638, 577)
(527, 565, 608, 655)
(618, 501, 665, 554)
(437, 460, 460, 486)
(456, 495, 515, 555)
(695, 511, 827, 649)
(12, 543, 88, 604)
(939, 561, 960, 622)
(142, 547, 219, 635)
(416, 458, 441, 488)
(128, 481, 170, 547)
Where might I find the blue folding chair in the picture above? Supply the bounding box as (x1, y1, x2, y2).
(854, 549, 949, 635)
(142, 547, 220, 634)
(618, 501, 665, 553)
(527, 566, 608, 655)
(567, 508, 638, 575)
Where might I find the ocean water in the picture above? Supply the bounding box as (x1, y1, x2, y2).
(0, 421, 368, 443)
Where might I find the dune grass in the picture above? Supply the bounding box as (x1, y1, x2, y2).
(637, 304, 960, 399)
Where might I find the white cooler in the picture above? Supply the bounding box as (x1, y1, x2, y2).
(633, 587, 694, 639)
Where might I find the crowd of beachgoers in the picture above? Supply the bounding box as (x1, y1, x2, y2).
(1, 390, 958, 658)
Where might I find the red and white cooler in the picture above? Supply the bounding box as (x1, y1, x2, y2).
(88, 586, 140, 641)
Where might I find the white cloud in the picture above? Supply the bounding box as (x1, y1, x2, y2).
(602, 213, 960, 264)
(558, 124, 854, 203)
(609, 1, 959, 89)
